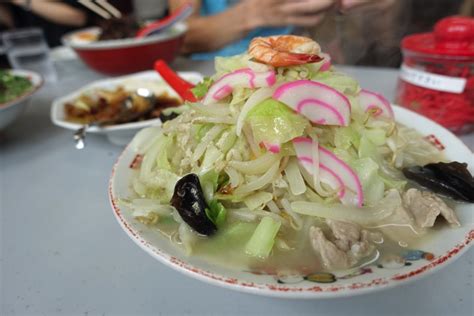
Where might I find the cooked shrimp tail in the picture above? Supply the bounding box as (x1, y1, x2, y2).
(249, 35, 322, 67)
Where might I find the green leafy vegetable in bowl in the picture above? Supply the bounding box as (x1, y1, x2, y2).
(0, 70, 33, 105)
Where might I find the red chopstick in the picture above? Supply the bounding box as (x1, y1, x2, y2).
(154, 59, 197, 102)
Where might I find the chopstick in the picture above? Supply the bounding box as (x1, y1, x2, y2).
(96, 0, 122, 18)
(78, 0, 111, 19)
(78, 0, 122, 19)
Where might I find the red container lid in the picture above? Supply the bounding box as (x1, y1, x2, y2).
(402, 16, 474, 57)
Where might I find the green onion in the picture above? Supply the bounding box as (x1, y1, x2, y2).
(191, 77, 213, 99)
(205, 199, 227, 227)
(245, 216, 281, 259)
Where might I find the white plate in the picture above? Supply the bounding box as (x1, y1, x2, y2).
(50, 70, 203, 145)
(109, 106, 473, 298)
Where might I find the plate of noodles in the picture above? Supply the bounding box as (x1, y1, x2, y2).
(109, 36, 473, 298)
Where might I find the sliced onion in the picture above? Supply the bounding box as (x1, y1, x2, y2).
(216, 128, 237, 154)
(130, 199, 175, 215)
(285, 158, 306, 195)
(311, 136, 320, 189)
(252, 209, 288, 226)
(243, 191, 273, 210)
(193, 116, 235, 125)
(280, 198, 303, 230)
(228, 152, 280, 175)
(130, 127, 162, 154)
(178, 223, 197, 255)
(293, 137, 333, 197)
(266, 200, 281, 214)
(236, 86, 276, 136)
(290, 200, 394, 225)
(310, 136, 333, 197)
(293, 137, 363, 206)
(278, 155, 290, 174)
(192, 125, 225, 162)
(234, 161, 280, 195)
(303, 186, 325, 203)
(229, 209, 258, 222)
(132, 178, 147, 196)
(193, 103, 232, 117)
(242, 124, 262, 157)
(225, 167, 243, 188)
(139, 133, 166, 180)
(229, 208, 288, 225)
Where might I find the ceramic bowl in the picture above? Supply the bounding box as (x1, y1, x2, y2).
(109, 106, 473, 298)
(62, 23, 186, 75)
(0, 69, 43, 131)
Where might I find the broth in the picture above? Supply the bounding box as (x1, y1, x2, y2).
(149, 213, 435, 274)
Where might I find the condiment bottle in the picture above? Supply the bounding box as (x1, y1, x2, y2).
(396, 16, 474, 134)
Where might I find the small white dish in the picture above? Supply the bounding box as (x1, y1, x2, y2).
(0, 69, 43, 131)
(109, 105, 473, 298)
(50, 70, 203, 145)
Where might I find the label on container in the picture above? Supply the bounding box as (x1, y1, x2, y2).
(400, 64, 467, 93)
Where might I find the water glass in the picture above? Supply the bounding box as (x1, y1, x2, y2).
(2, 28, 57, 82)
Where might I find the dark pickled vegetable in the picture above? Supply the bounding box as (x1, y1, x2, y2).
(171, 173, 217, 236)
(159, 111, 179, 122)
(98, 16, 139, 41)
(403, 162, 474, 202)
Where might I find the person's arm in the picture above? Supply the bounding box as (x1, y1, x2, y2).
(169, 0, 254, 53)
(0, 4, 14, 28)
(12, 0, 87, 27)
(339, 0, 396, 12)
(169, 0, 335, 54)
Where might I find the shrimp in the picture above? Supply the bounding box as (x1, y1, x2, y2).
(248, 35, 322, 67)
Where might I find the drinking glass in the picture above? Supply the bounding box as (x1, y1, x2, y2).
(2, 28, 57, 82)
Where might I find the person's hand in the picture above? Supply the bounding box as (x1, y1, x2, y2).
(243, 0, 336, 28)
(338, 0, 395, 13)
(11, 0, 29, 7)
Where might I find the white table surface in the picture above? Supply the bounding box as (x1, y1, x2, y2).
(1, 58, 473, 316)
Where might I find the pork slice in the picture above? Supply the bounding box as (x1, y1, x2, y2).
(309, 226, 353, 270)
(309, 219, 377, 270)
(326, 219, 376, 257)
(351, 230, 376, 258)
(326, 219, 361, 248)
(350, 240, 372, 258)
(403, 188, 460, 227)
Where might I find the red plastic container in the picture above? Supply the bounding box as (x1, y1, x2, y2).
(62, 23, 186, 75)
(396, 16, 474, 134)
